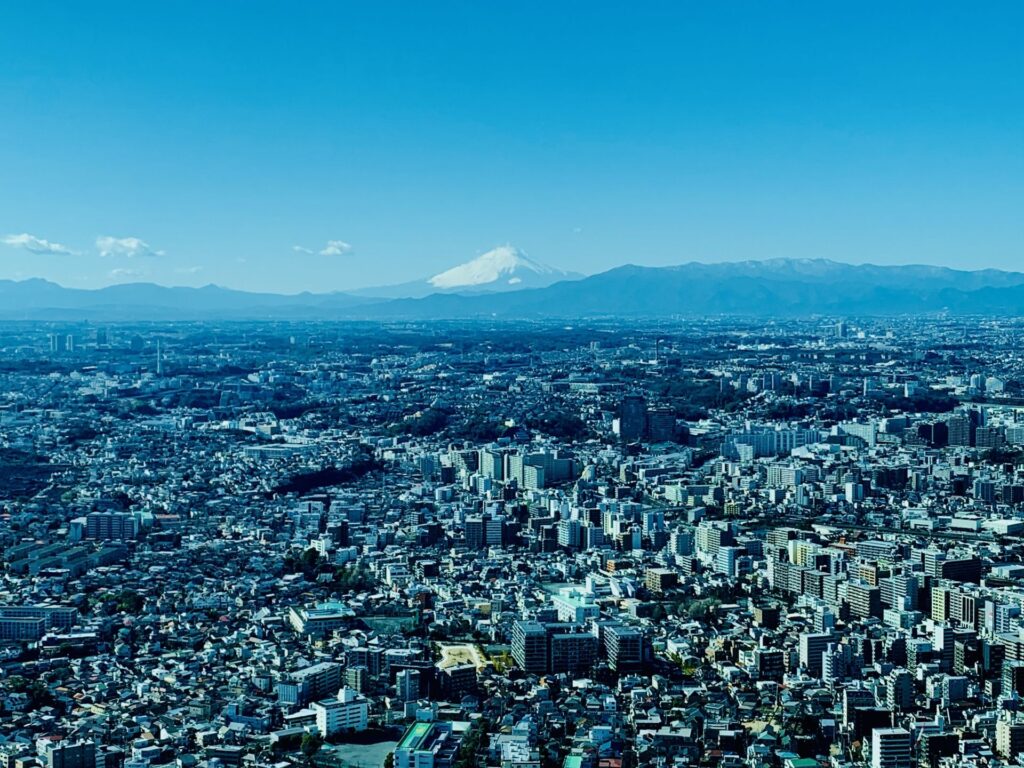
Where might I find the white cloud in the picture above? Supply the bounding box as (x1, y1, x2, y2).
(293, 240, 354, 256)
(3, 232, 76, 255)
(320, 240, 353, 256)
(176, 266, 203, 275)
(96, 235, 165, 258)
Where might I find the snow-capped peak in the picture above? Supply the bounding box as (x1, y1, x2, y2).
(428, 246, 561, 289)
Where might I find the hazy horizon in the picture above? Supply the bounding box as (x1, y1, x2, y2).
(6, 254, 1024, 296)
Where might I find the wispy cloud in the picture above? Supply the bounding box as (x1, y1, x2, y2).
(109, 268, 143, 280)
(294, 240, 354, 257)
(96, 235, 165, 258)
(3, 232, 77, 255)
(176, 266, 203, 275)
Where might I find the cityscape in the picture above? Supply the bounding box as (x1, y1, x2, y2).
(3, 4, 1024, 768)
(4, 316, 1024, 768)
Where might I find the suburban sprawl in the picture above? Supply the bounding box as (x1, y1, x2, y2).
(5, 317, 1024, 768)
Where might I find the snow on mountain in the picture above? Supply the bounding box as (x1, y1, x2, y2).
(351, 245, 583, 298)
(427, 246, 574, 290)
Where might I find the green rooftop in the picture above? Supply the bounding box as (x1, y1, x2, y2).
(397, 722, 431, 751)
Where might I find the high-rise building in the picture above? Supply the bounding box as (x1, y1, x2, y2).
(920, 733, 959, 768)
(465, 514, 505, 548)
(822, 643, 847, 685)
(753, 648, 785, 681)
(479, 448, 505, 481)
(670, 528, 694, 556)
(605, 624, 643, 671)
(799, 631, 834, 679)
(646, 408, 676, 442)
(549, 630, 598, 673)
(464, 516, 485, 549)
(846, 579, 882, 619)
(923, 550, 945, 578)
(344, 665, 368, 693)
(885, 669, 914, 711)
(1002, 660, 1024, 698)
(82, 512, 139, 541)
(976, 426, 1004, 449)
(917, 421, 948, 447)
(557, 518, 581, 549)
(843, 687, 876, 729)
(617, 395, 646, 442)
(696, 521, 734, 562)
(974, 478, 996, 504)
(946, 410, 978, 447)
(880, 572, 918, 611)
(996, 718, 1024, 762)
(396, 668, 420, 702)
(511, 620, 598, 674)
(511, 621, 548, 674)
(870, 728, 912, 768)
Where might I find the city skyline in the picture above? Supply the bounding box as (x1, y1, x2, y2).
(2, 2, 1023, 292)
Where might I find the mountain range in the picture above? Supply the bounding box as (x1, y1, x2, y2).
(4, 257, 1024, 320)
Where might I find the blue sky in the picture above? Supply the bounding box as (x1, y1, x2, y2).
(1, 2, 1022, 292)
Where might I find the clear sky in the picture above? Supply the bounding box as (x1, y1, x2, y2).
(1, 2, 1022, 292)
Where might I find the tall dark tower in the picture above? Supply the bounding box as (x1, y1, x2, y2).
(619, 395, 647, 442)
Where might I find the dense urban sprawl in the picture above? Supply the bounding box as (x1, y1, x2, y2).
(4, 318, 1024, 768)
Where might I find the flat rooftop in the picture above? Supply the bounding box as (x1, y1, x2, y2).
(397, 722, 432, 751)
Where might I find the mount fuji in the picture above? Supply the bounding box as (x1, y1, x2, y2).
(352, 246, 584, 298)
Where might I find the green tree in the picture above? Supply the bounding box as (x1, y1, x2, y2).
(116, 590, 144, 614)
(301, 548, 319, 568)
(454, 721, 488, 768)
(300, 733, 323, 764)
(986, 446, 1024, 466)
(334, 565, 376, 591)
(687, 597, 721, 621)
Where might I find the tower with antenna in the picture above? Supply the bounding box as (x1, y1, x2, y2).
(156, 339, 163, 376)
